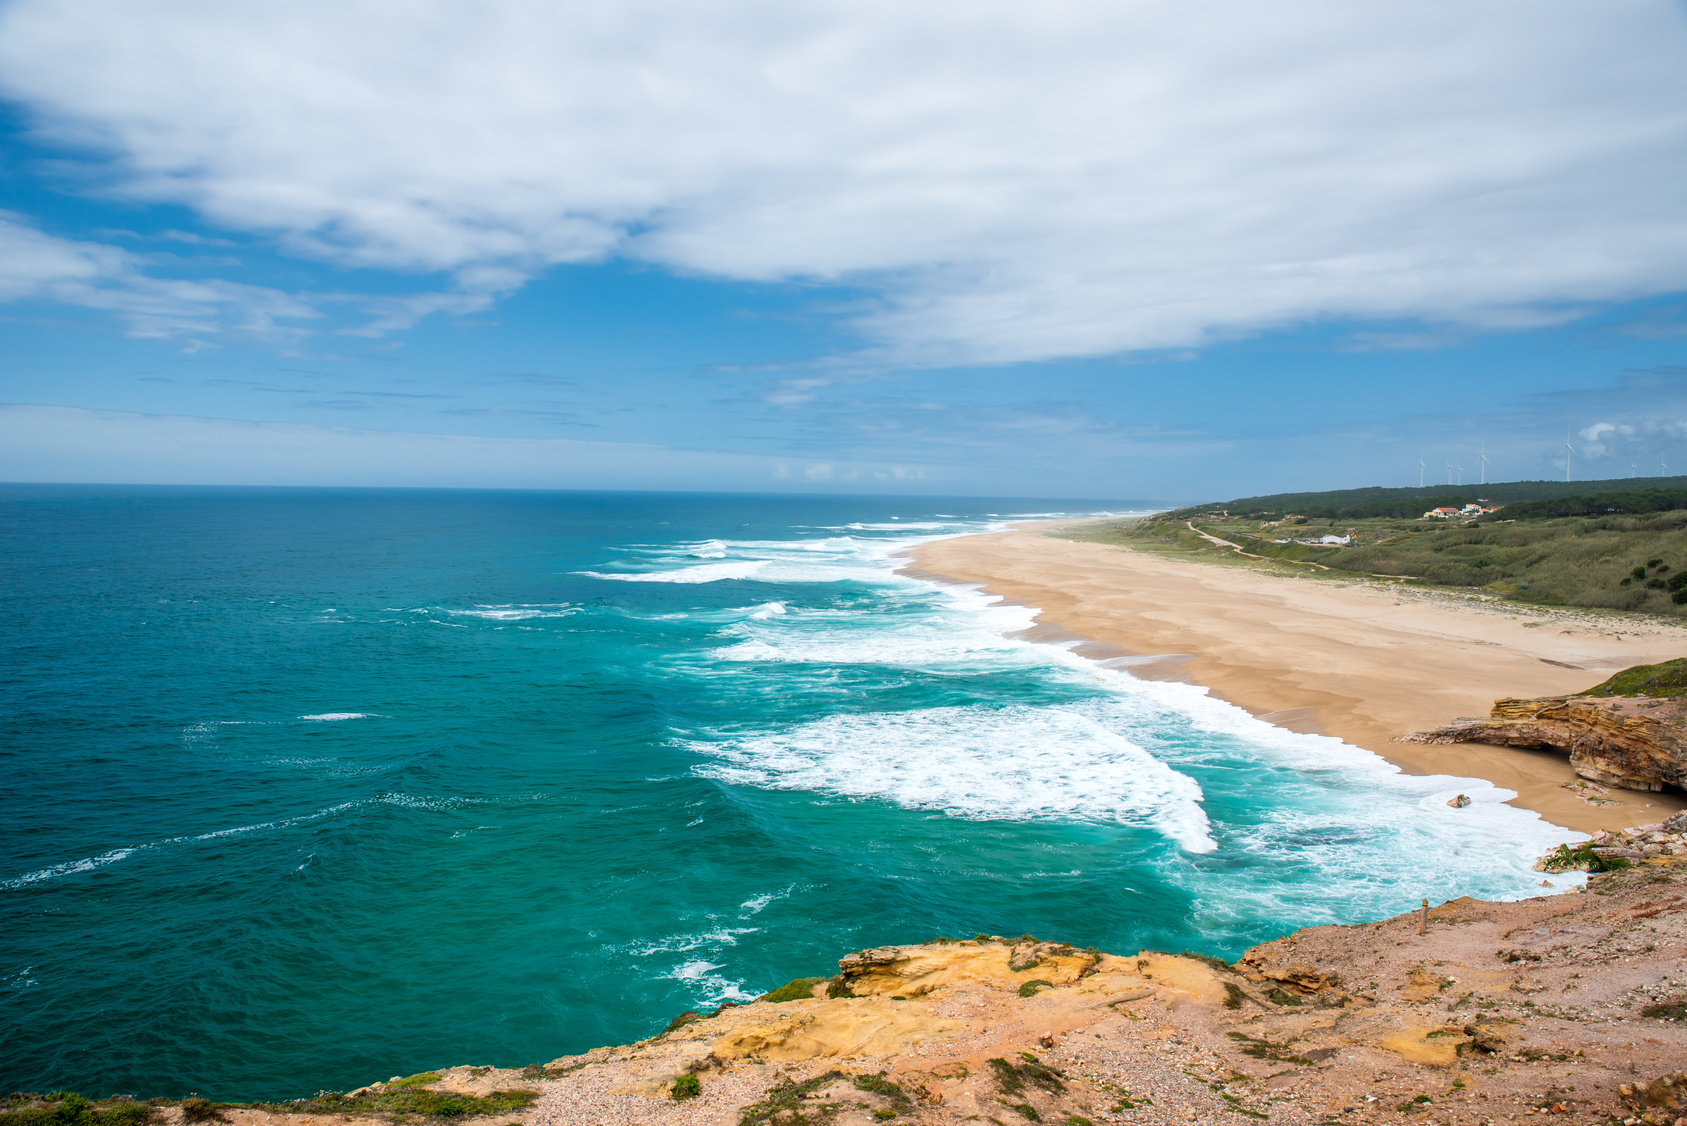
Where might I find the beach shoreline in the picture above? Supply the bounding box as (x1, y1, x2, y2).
(904, 519, 1687, 836)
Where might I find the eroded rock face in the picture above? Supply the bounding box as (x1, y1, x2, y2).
(1400, 694, 1687, 792)
(1620, 1070, 1687, 1122)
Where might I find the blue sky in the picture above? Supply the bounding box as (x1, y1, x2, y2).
(3, 0, 1686, 501)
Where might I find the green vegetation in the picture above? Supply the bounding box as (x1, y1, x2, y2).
(1579, 658, 1687, 699)
(670, 1073, 701, 1101)
(1082, 504, 1687, 617)
(987, 1055, 1067, 1098)
(269, 1086, 538, 1122)
(851, 1075, 911, 1119)
(1535, 842, 1630, 874)
(1164, 475, 1687, 521)
(759, 976, 827, 1003)
(1017, 979, 1055, 997)
(736, 1071, 849, 1126)
(1225, 1031, 1315, 1065)
(384, 1075, 442, 1090)
(1, 1085, 540, 1126)
(0, 1094, 155, 1126)
(1494, 487, 1687, 520)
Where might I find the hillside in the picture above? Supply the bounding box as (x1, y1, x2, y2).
(1096, 477, 1687, 616)
(1169, 475, 1687, 522)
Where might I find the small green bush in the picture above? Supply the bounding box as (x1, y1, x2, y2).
(758, 977, 826, 1003)
(670, 1073, 700, 1101)
(178, 1101, 216, 1125)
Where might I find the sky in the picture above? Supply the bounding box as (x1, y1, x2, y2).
(2, 0, 1687, 502)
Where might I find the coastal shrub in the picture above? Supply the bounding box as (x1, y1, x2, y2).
(177, 1101, 217, 1125)
(669, 1073, 700, 1101)
(279, 1085, 537, 1121)
(1579, 659, 1687, 700)
(1226, 1032, 1314, 1065)
(758, 976, 826, 1003)
(1017, 979, 1055, 998)
(825, 975, 853, 999)
(385, 1075, 442, 1090)
(986, 1055, 1066, 1098)
(0, 1095, 159, 1126)
(93, 1105, 151, 1126)
(736, 1070, 849, 1126)
(661, 1010, 705, 1035)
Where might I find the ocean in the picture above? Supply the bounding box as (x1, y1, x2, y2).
(0, 485, 1576, 1100)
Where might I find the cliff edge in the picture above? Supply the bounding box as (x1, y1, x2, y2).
(11, 863, 1686, 1126)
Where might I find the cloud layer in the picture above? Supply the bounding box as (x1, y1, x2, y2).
(0, 405, 942, 491)
(3, 0, 1686, 362)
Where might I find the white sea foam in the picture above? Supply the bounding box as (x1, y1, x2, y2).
(1, 848, 136, 891)
(747, 602, 787, 620)
(2, 792, 509, 892)
(581, 560, 768, 583)
(640, 514, 1585, 904)
(299, 712, 377, 721)
(447, 603, 576, 621)
(691, 704, 1217, 853)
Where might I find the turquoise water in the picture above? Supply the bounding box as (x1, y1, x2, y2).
(1, 486, 1577, 1100)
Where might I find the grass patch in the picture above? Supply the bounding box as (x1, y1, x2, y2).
(736, 1071, 850, 1126)
(1581, 658, 1687, 699)
(1018, 979, 1055, 998)
(385, 1076, 442, 1091)
(759, 977, 827, 1003)
(1226, 1031, 1314, 1066)
(1081, 506, 1687, 618)
(256, 1086, 538, 1121)
(670, 1074, 700, 1101)
(0, 1096, 156, 1126)
(987, 1056, 1067, 1099)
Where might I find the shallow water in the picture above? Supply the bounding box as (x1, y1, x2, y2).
(0, 486, 1577, 1100)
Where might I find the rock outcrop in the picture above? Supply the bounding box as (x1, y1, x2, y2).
(1398, 662, 1687, 792)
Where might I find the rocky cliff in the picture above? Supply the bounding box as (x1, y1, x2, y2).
(1398, 660, 1687, 793)
(12, 863, 1686, 1126)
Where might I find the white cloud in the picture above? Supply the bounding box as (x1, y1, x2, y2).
(2, 1, 1687, 364)
(0, 212, 317, 336)
(0, 404, 939, 490)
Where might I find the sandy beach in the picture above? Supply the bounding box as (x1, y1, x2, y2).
(907, 520, 1687, 835)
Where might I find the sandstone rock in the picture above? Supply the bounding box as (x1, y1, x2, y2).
(1620, 1070, 1687, 1116)
(1463, 1018, 1517, 1052)
(1398, 691, 1687, 791)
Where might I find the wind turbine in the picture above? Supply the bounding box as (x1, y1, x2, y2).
(1632, 462, 1638, 478)
(1456, 464, 1464, 486)
(1446, 463, 1455, 485)
(1418, 458, 1426, 488)
(1563, 431, 1574, 483)
(1664, 456, 1671, 477)
(1479, 444, 1489, 486)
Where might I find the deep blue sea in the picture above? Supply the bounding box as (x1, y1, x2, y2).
(1, 486, 1577, 1100)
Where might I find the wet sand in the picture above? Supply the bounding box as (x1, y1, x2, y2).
(906, 520, 1687, 835)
